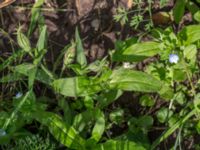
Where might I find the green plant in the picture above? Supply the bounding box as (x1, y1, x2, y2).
(113, 24, 200, 149)
(1, 134, 56, 150)
(173, 0, 200, 24)
(1, 1, 200, 149)
(114, 0, 153, 31)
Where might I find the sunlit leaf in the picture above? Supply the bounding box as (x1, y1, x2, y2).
(75, 28, 87, 67)
(94, 140, 146, 150)
(112, 42, 160, 62)
(33, 111, 86, 149)
(110, 68, 162, 92)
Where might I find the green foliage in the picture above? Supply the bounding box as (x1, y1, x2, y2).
(113, 0, 153, 31)
(173, 0, 186, 24)
(1, 4, 200, 150)
(113, 41, 161, 62)
(173, 0, 200, 24)
(139, 95, 155, 107)
(110, 68, 162, 92)
(2, 134, 56, 150)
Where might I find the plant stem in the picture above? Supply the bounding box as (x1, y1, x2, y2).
(151, 109, 196, 150)
(3, 91, 31, 130)
(183, 61, 196, 96)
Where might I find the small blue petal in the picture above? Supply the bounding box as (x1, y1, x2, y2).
(0, 129, 6, 136)
(15, 92, 23, 99)
(169, 54, 179, 64)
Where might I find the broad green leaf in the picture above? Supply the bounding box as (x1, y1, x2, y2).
(32, 111, 86, 149)
(53, 77, 87, 97)
(112, 42, 160, 62)
(109, 109, 124, 124)
(172, 68, 187, 81)
(178, 25, 200, 45)
(36, 25, 47, 52)
(17, 28, 31, 53)
(0, 73, 22, 83)
(14, 63, 53, 85)
(173, 0, 186, 24)
(53, 77, 101, 97)
(75, 27, 87, 67)
(194, 11, 200, 22)
(137, 116, 154, 129)
(94, 140, 146, 150)
(83, 96, 94, 109)
(110, 68, 162, 92)
(156, 107, 173, 123)
(139, 95, 155, 107)
(73, 109, 105, 144)
(128, 116, 153, 136)
(183, 44, 197, 63)
(98, 90, 123, 108)
(174, 91, 186, 105)
(158, 84, 174, 100)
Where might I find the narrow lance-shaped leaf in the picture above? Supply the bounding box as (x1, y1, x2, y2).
(75, 27, 87, 66)
(36, 25, 47, 52)
(28, 0, 45, 36)
(90, 111, 105, 142)
(173, 0, 186, 24)
(32, 111, 86, 149)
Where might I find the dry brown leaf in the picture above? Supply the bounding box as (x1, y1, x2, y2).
(152, 12, 173, 25)
(75, 0, 94, 17)
(119, 0, 133, 9)
(0, 0, 15, 9)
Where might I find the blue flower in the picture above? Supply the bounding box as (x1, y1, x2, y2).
(15, 92, 23, 99)
(0, 129, 6, 136)
(169, 54, 179, 64)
